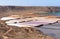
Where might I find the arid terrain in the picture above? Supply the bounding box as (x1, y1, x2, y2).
(0, 6, 60, 39)
(0, 20, 55, 39)
(0, 6, 60, 17)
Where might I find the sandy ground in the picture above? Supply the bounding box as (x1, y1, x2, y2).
(0, 20, 55, 39)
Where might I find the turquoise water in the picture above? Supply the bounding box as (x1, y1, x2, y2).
(40, 12, 60, 16)
(52, 12, 60, 16)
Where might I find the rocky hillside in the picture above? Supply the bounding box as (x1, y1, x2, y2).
(0, 6, 60, 17)
(0, 6, 60, 13)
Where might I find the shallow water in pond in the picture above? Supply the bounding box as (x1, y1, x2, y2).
(36, 22, 60, 39)
(52, 12, 60, 16)
(39, 12, 60, 16)
(39, 28, 60, 39)
(36, 12, 60, 39)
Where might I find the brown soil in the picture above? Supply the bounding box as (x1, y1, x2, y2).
(0, 20, 55, 39)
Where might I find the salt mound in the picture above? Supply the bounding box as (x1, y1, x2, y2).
(0, 15, 20, 21)
(0, 15, 60, 27)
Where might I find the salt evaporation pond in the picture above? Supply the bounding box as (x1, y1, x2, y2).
(6, 20, 48, 27)
(37, 12, 60, 39)
(37, 27, 60, 39)
(1, 12, 60, 39)
(20, 21, 48, 26)
(39, 12, 60, 16)
(52, 12, 60, 16)
(36, 22, 60, 39)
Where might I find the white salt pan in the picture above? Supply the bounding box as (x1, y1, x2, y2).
(1, 17, 16, 21)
